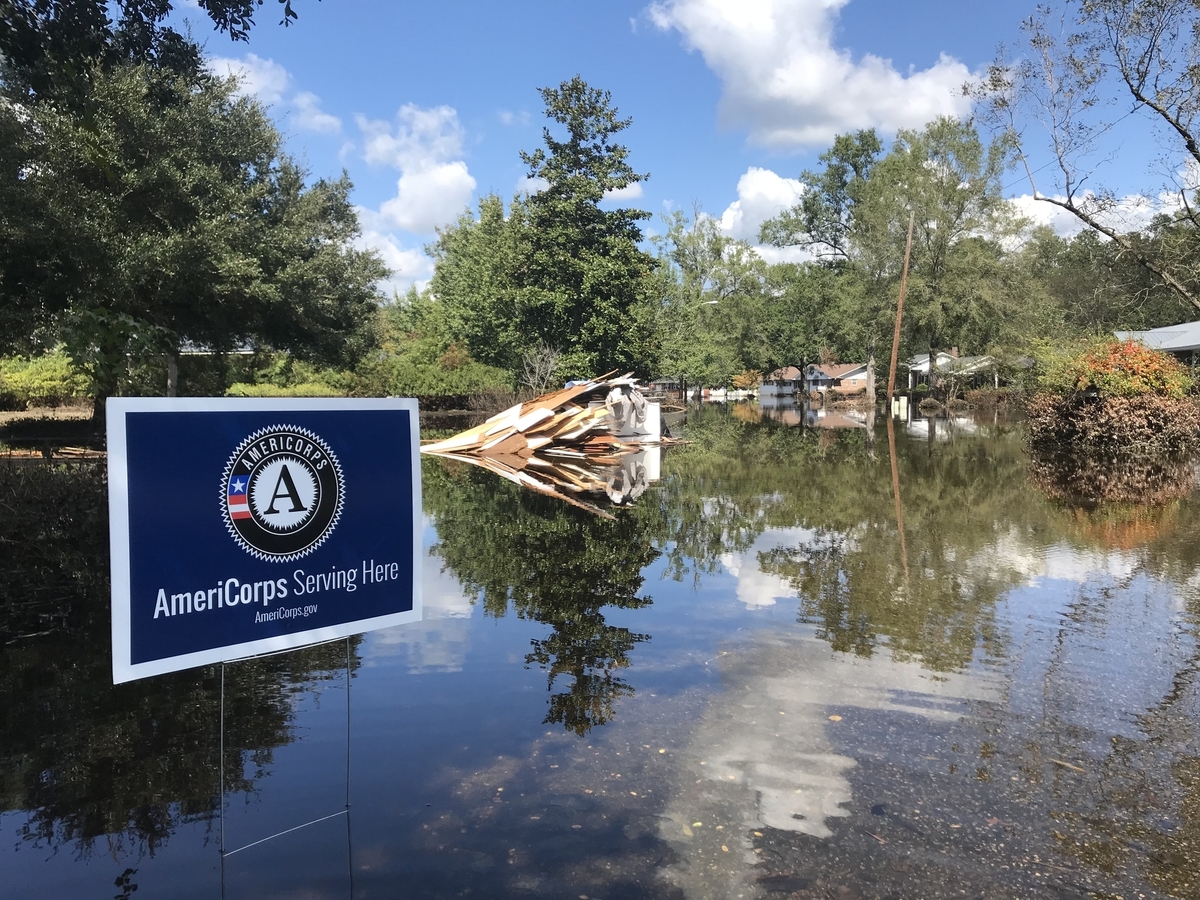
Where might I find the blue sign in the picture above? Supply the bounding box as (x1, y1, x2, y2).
(107, 398, 422, 683)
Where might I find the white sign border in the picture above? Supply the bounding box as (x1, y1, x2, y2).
(108, 397, 423, 683)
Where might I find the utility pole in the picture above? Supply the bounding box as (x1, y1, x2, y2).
(886, 213, 915, 405)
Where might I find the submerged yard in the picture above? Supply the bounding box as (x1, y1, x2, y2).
(2, 404, 1199, 899)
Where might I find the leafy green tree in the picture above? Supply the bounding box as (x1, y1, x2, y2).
(516, 76, 657, 376)
(852, 117, 1017, 362)
(763, 118, 1023, 386)
(652, 210, 771, 386)
(1, 62, 385, 419)
(432, 77, 657, 381)
(760, 129, 882, 262)
(0, 0, 308, 100)
(355, 289, 511, 397)
(429, 193, 528, 371)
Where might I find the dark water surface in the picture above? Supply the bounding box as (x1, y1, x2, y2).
(4, 405, 1200, 899)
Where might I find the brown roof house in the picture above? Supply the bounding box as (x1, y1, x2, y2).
(806, 363, 869, 394)
(760, 365, 805, 401)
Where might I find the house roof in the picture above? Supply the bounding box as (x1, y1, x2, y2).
(907, 353, 995, 374)
(810, 363, 867, 379)
(1116, 320, 1200, 352)
(765, 365, 804, 381)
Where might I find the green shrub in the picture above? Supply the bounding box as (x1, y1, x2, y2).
(226, 382, 345, 398)
(0, 351, 90, 407)
(356, 331, 511, 398)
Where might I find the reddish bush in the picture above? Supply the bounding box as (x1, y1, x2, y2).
(1043, 338, 1193, 399)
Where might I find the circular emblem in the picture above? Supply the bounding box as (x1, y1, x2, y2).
(221, 425, 344, 561)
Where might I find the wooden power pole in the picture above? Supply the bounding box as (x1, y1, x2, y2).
(886, 213, 915, 404)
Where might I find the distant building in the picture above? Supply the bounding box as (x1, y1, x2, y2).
(806, 363, 869, 394)
(178, 340, 256, 356)
(906, 352, 998, 389)
(1115, 321, 1200, 364)
(760, 365, 805, 399)
(647, 377, 682, 399)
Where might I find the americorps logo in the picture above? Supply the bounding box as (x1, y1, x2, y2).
(220, 424, 345, 561)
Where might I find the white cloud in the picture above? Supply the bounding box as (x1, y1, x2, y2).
(208, 54, 342, 136)
(378, 162, 476, 232)
(718, 166, 804, 240)
(604, 182, 645, 200)
(292, 91, 341, 134)
(516, 175, 549, 195)
(354, 219, 435, 297)
(648, 0, 974, 147)
(498, 109, 531, 126)
(754, 243, 815, 264)
(1010, 189, 1182, 240)
(358, 104, 467, 170)
(357, 104, 477, 234)
(208, 53, 290, 105)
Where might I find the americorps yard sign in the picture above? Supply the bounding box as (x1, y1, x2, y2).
(106, 398, 422, 683)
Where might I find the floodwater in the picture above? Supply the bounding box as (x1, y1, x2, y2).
(4, 404, 1200, 899)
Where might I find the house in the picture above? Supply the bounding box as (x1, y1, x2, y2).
(906, 352, 998, 389)
(806, 363, 869, 394)
(647, 377, 682, 400)
(1115, 321, 1200, 364)
(760, 365, 805, 399)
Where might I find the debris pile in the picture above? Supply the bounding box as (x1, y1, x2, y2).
(420, 374, 668, 517)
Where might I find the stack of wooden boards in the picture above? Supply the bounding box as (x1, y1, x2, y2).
(420, 374, 665, 517)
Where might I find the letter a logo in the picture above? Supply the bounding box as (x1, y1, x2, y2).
(222, 425, 344, 561)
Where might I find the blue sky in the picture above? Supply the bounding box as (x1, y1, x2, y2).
(176, 0, 1179, 293)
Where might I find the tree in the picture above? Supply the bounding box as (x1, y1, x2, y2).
(0, 0, 310, 100)
(761, 119, 1019, 393)
(431, 77, 658, 381)
(429, 193, 527, 372)
(1, 62, 385, 418)
(974, 0, 1200, 312)
(515, 76, 657, 376)
(652, 210, 770, 387)
(759, 129, 883, 263)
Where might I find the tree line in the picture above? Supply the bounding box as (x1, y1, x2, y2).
(5, 0, 1200, 415)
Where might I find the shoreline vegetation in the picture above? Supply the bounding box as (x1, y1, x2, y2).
(7, 5, 1200, 468)
(1025, 339, 1200, 456)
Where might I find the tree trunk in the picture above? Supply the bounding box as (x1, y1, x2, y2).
(91, 392, 107, 434)
(166, 351, 179, 398)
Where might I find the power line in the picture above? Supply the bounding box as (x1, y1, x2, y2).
(1001, 107, 1141, 195)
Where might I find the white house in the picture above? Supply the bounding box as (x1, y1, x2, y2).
(760, 365, 805, 399)
(906, 352, 998, 389)
(806, 363, 869, 394)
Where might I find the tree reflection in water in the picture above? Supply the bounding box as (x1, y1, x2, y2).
(8, 410, 1200, 896)
(0, 463, 355, 856)
(424, 458, 657, 735)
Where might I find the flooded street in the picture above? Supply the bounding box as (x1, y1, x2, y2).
(4, 404, 1200, 899)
